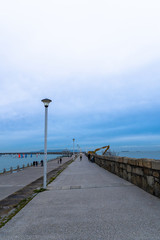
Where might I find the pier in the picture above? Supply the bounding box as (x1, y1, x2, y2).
(0, 157, 71, 201)
(0, 154, 160, 239)
(0, 151, 71, 155)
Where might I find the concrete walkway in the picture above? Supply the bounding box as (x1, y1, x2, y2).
(0, 157, 70, 201)
(1, 154, 160, 240)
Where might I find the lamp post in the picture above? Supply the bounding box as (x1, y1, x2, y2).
(41, 98, 52, 189)
(77, 144, 79, 153)
(73, 138, 75, 159)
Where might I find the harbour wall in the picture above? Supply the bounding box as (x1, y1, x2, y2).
(92, 155, 160, 198)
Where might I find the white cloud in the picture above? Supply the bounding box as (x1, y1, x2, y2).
(0, 63, 160, 121)
(0, 0, 160, 75)
(0, 0, 160, 151)
(109, 134, 160, 143)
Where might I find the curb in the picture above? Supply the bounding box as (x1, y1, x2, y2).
(0, 159, 73, 227)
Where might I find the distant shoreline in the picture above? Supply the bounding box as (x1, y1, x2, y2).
(0, 152, 70, 155)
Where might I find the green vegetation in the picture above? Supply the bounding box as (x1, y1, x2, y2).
(34, 188, 47, 193)
(0, 196, 34, 228)
(0, 159, 73, 228)
(47, 170, 63, 184)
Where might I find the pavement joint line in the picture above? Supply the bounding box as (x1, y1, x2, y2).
(0, 159, 73, 222)
(48, 183, 134, 191)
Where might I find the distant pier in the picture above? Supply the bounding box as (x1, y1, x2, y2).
(0, 151, 71, 155)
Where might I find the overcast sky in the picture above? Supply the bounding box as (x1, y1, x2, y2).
(0, 0, 160, 152)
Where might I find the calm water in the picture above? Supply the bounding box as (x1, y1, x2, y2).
(118, 151, 160, 160)
(0, 154, 62, 173)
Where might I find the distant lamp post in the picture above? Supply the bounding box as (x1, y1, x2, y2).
(77, 144, 80, 153)
(41, 98, 52, 189)
(73, 138, 75, 158)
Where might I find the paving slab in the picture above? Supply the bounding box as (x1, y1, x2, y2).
(0, 157, 70, 201)
(0, 154, 160, 240)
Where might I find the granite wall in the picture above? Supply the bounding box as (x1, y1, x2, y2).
(92, 155, 160, 198)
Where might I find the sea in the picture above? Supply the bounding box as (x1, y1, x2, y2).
(0, 153, 62, 173)
(100, 150, 160, 161)
(1, 151, 160, 173)
(117, 151, 160, 160)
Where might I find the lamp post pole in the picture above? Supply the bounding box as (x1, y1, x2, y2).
(73, 138, 75, 159)
(41, 98, 52, 189)
(77, 144, 79, 153)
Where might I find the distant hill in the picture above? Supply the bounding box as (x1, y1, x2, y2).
(38, 149, 75, 153)
(38, 148, 77, 153)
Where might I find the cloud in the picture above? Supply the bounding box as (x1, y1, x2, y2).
(109, 134, 160, 143)
(0, 1, 160, 151)
(1, 0, 160, 75)
(0, 61, 160, 127)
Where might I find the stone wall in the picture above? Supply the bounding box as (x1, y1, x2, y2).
(93, 155, 160, 198)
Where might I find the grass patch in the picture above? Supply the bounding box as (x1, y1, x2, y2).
(47, 170, 63, 185)
(34, 188, 46, 193)
(0, 159, 73, 228)
(0, 196, 34, 228)
(47, 176, 56, 185)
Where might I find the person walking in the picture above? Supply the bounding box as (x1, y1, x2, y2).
(80, 153, 82, 161)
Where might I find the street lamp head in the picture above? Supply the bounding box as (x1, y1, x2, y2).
(41, 98, 52, 107)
